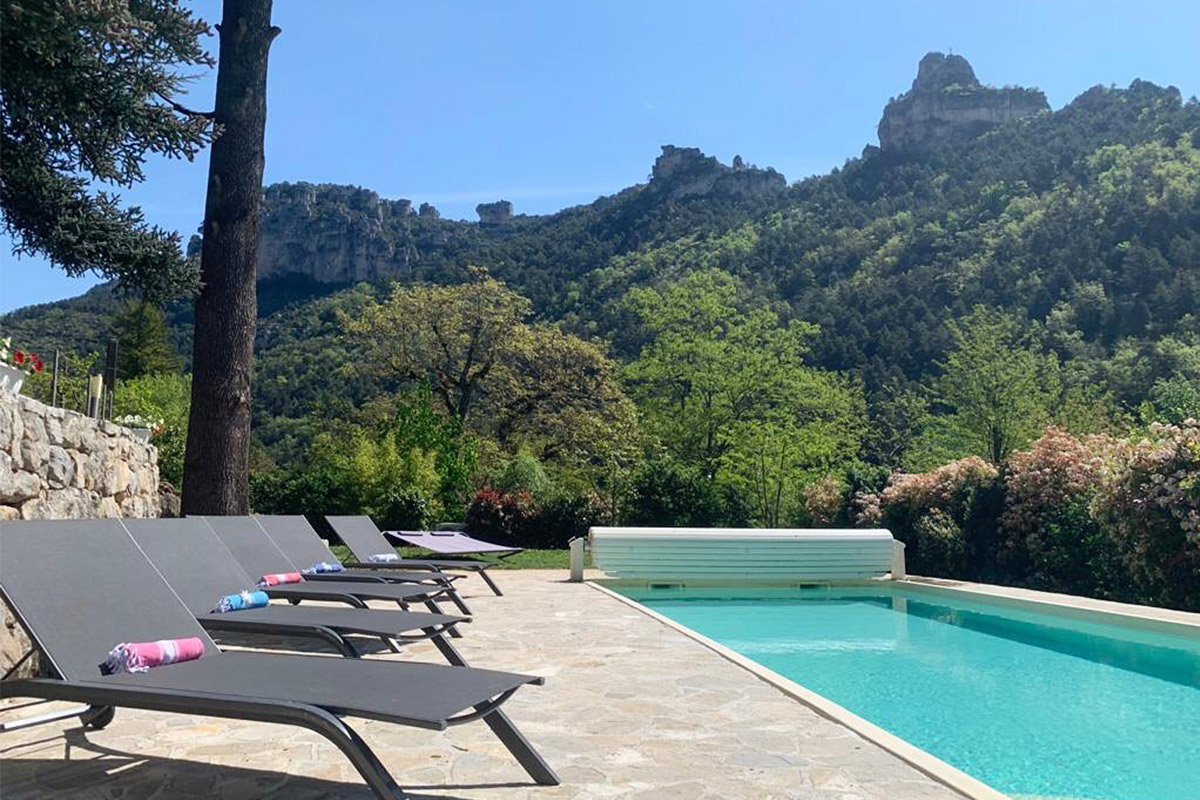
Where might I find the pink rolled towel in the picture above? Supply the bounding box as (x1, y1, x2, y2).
(100, 637, 206, 675)
(257, 571, 303, 587)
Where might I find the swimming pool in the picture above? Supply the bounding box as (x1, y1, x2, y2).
(613, 584, 1200, 800)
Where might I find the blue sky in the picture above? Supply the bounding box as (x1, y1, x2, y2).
(2, 0, 1199, 313)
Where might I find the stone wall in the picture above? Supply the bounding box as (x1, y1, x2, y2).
(1, 392, 161, 678)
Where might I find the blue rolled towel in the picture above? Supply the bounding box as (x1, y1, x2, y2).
(211, 590, 270, 613)
(302, 561, 344, 574)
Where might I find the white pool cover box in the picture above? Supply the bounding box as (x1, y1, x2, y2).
(586, 527, 901, 583)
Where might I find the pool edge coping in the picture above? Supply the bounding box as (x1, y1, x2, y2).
(897, 578, 1200, 638)
(587, 579, 1008, 800)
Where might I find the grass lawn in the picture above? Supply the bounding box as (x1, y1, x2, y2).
(329, 544, 584, 570)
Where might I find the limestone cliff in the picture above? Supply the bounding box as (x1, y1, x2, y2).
(878, 52, 1048, 151)
(648, 146, 785, 200)
(256, 183, 450, 283)
(253, 146, 785, 285)
(476, 200, 514, 225)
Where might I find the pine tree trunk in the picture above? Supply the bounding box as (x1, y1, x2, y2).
(182, 1, 279, 515)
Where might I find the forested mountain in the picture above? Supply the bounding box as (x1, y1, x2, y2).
(5, 55, 1198, 466)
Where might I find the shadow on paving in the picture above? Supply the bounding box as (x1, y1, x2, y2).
(1, 728, 530, 800)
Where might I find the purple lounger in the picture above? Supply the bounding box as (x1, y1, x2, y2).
(385, 529, 522, 557)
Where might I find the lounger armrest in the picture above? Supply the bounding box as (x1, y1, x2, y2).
(301, 572, 391, 584)
(262, 587, 370, 607)
(344, 561, 436, 572)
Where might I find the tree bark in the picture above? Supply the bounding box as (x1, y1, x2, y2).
(182, 0, 278, 515)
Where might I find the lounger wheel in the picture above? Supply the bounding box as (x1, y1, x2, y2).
(82, 705, 115, 729)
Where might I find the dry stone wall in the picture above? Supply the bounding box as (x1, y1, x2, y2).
(1, 392, 161, 678)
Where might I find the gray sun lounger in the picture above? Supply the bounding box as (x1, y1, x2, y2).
(255, 515, 472, 616)
(199, 516, 465, 629)
(0, 519, 558, 798)
(327, 515, 508, 596)
(125, 517, 467, 660)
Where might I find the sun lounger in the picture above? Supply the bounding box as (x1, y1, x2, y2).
(391, 528, 522, 556)
(327, 515, 509, 596)
(199, 516, 465, 629)
(125, 517, 467, 660)
(255, 515, 472, 615)
(0, 519, 558, 797)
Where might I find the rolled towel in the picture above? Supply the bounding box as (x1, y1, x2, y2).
(211, 589, 270, 613)
(99, 637, 206, 675)
(302, 561, 343, 574)
(368, 552, 400, 563)
(257, 571, 303, 587)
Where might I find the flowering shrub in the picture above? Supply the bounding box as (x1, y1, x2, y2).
(851, 424, 1200, 609)
(877, 456, 999, 512)
(996, 428, 1121, 593)
(801, 475, 843, 525)
(1093, 421, 1200, 609)
(1001, 428, 1110, 535)
(855, 456, 999, 576)
(1, 337, 44, 375)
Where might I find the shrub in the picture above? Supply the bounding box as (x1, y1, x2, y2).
(913, 509, 966, 575)
(624, 458, 729, 526)
(998, 428, 1118, 593)
(249, 463, 359, 536)
(465, 488, 538, 548)
(534, 491, 603, 548)
(856, 456, 1000, 576)
(113, 372, 191, 488)
(492, 450, 553, 499)
(1093, 421, 1200, 609)
(371, 486, 437, 532)
(800, 475, 843, 525)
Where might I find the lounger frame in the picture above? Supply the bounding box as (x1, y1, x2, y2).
(0, 519, 559, 799)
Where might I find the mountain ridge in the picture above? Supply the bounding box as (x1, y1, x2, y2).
(4, 54, 1197, 464)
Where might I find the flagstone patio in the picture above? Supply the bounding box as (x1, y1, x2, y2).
(0, 570, 962, 799)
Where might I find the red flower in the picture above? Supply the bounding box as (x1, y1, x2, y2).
(14, 350, 24, 364)
(33, 359, 44, 373)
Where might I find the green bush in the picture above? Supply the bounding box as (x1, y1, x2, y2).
(114, 372, 191, 488)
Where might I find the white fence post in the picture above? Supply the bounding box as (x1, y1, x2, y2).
(891, 540, 907, 580)
(569, 537, 586, 582)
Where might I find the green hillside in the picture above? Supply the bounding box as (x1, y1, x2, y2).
(4, 79, 1199, 467)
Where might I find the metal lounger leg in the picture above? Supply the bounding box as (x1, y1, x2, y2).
(0, 702, 99, 733)
(426, 635, 560, 787)
(477, 568, 503, 596)
(445, 589, 473, 616)
(312, 710, 411, 800)
(422, 599, 463, 637)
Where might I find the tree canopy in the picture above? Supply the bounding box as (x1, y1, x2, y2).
(0, 0, 215, 301)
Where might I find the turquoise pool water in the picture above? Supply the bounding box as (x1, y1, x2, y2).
(618, 585, 1200, 800)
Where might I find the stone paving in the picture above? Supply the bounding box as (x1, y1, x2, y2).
(0, 570, 962, 799)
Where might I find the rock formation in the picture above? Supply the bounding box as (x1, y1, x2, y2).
(477, 200, 513, 225)
(878, 52, 1048, 151)
(249, 149, 784, 286)
(648, 145, 786, 200)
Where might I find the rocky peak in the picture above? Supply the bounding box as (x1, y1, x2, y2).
(476, 200, 513, 225)
(912, 52, 978, 92)
(878, 52, 1048, 151)
(648, 145, 785, 200)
